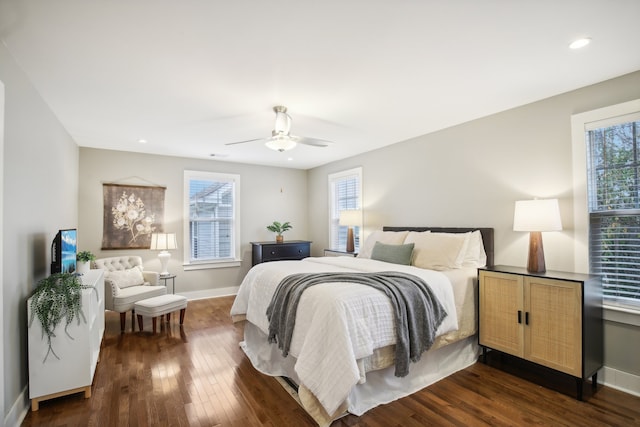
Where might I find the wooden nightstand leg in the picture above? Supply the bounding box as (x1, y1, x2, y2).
(137, 314, 143, 331)
(592, 373, 598, 390)
(576, 378, 584, 401)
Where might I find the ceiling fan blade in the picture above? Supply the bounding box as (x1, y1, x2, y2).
(293, 135, 334, 147)
(224, 138, 265, 146)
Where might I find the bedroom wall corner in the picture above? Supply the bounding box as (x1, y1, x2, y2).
(78, 148, 310, 294)
(308, 70, 640, 274)
(1, 41, 80, 426)
(0, 76, 6, 427)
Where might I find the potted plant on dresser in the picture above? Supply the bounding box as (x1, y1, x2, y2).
(266, 221, 292, 243)
(76, 250, 96, 274)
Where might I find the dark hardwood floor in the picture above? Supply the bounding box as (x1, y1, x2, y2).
(22, 296, 640, 427)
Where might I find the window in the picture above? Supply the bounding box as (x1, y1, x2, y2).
(328, 167, 362, 251)
(183, 171, 241, 269)
(585, 112, 640, 307)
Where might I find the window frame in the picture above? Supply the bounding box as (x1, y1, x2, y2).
(572, 99, 640, 315)
(328, 167, 363, 252)
(183, 170, 241, 270)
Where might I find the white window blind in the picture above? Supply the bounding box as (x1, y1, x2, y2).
(586, 114, 640, 306)
(184, 171, 240, 267)
(328, 168, 362, 251)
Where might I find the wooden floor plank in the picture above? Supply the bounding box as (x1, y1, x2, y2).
(22, 296, 640, 427)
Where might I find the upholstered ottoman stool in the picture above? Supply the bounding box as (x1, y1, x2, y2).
(134, 294, 188, 333)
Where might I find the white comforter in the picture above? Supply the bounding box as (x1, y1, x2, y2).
(230, 256, 458, 416)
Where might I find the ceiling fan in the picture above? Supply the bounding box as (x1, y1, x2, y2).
(225, 106, 334, 152)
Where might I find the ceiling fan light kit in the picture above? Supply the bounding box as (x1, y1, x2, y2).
(225, 105, 334, 152)
(265, 134, 297, 152)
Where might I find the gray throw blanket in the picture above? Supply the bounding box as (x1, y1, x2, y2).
(266, 271, 447, 377)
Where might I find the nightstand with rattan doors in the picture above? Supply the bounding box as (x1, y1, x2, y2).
(478, 265, 603, 400)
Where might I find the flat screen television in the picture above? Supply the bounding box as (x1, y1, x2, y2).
(51, 228, 77, 274)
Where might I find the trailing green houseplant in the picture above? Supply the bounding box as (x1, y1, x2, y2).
(29, 273, 96, 362)
(266, 221, 292, 242)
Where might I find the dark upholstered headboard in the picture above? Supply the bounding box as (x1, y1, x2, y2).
(382, 226, 494, 267)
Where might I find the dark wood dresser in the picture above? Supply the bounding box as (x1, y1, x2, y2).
(251, 240, 312, 266)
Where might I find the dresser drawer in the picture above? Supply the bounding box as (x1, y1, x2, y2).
(251, 240, 311, 266)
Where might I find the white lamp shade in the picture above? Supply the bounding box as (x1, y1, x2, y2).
(513, 199, 562, 232)
(339, 209, 362, 227)
(150, 233, 178, 250)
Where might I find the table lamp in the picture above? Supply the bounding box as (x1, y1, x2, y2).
(513, 199, 562, 273)
(339, 209, 362, 253)
(150, 233, 178, 276)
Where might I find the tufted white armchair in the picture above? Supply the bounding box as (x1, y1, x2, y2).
(93, 256, 166, 333)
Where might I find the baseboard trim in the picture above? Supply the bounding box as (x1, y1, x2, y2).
(7, 385, 29, 427)
(602, 366, 640, 397)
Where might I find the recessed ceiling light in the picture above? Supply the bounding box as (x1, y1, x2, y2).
(137, 138, 148, 144)
(287, 157, 293, 161)
(569, 38, 591, 49)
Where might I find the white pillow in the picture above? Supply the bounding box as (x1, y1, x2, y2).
(402, 231, 431, 250)
(106, 267, 145, 289)
(358, 230, 409, 259)
(462, 230, 487, 267)
(405, 231, 470, 270)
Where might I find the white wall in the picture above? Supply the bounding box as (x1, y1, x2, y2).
(308, 70, 640, 388)
(78, 148, 308, 297)
(0, 76, 6, 427)
(1, 43, 79, 425)
(308, 71, 640, 268)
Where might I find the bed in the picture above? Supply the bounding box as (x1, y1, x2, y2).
(230, 226, 494, 426)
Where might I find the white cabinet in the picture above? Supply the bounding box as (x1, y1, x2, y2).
(28, 269, 105, 410)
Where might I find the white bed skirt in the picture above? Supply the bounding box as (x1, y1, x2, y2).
(240, 321, 481, 420)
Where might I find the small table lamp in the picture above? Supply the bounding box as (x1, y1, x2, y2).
(150, 233, 178, 276)
(513, 199, 562, 273)
(339, 209, 362, 253)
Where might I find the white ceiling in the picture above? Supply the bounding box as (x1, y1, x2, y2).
(1, 1, 639, 169)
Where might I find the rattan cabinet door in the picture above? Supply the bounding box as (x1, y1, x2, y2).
(524, 276, 582, 377)
(479, 270, 525, 358)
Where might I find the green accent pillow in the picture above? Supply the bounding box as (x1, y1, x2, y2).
(370, 242, 415, 265)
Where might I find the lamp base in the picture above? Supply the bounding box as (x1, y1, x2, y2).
(527, 231, 546, 273)
(346, 227, 355, 253)
(158, 251, 171, 276)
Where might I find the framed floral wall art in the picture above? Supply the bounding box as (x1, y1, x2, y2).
(102, 183, 166, 249)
